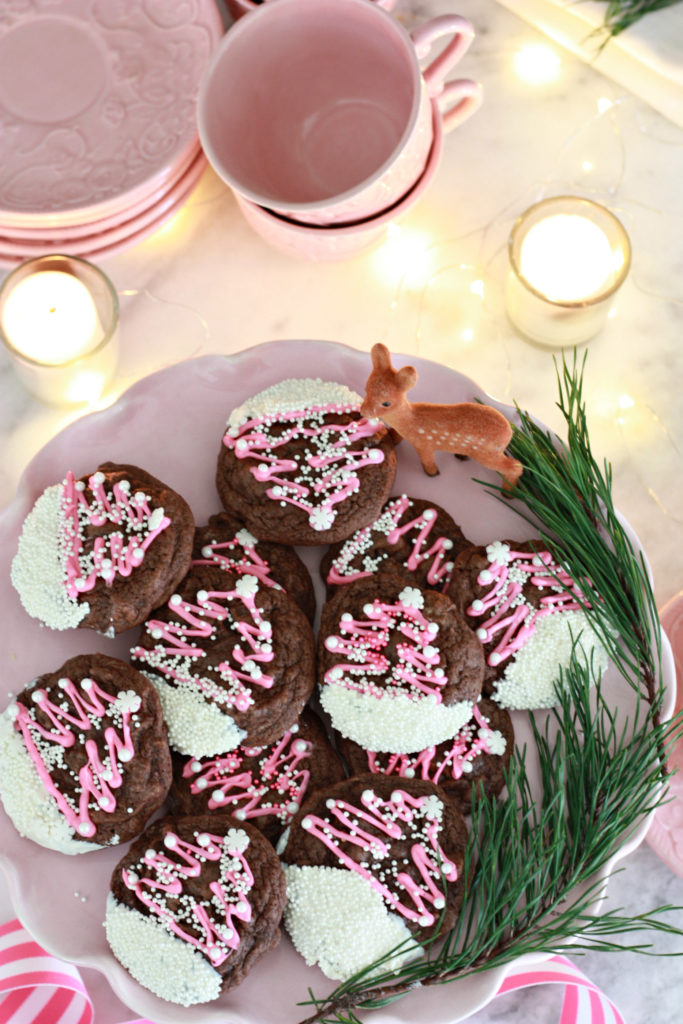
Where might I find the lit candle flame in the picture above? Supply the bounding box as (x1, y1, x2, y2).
(519, 214, 619, 302)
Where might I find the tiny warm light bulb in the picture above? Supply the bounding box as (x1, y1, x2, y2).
(63, 369, 107, 405)
(372, 226, 435, 288)
(597, 97, 613, 114)
(150, 209, 186, 241)
(513, 43, 561, 85)
(470, 279, 485, 298)
(519, 214, 616, 302)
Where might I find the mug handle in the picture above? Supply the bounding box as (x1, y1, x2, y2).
(437, 78, 483, 133)
(411, 15, 475, 97)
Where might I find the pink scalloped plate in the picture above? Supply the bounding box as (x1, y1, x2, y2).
(0, 344, 674, 1024)
(646, 593, 683, 875)
(0, 143, 204, 241)
(0, 0, 222, 228)
(0, 151, 206, 264)
(0, 152, 206, 269)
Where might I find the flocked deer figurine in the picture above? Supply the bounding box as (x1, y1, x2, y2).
(361, 344, 523, 488)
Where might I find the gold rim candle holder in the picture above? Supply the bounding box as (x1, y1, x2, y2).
(0, 254, 119, 405)
(505, 195, 631, 349)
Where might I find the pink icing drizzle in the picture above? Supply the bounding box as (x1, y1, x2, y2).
(323, 593, 446, 702)
(192, 531, 281, 592)
(366, 704, 503, 783)
(122, 830, 253, 965)
(184, 729, 312, 818)
(131, 579, 274, 712)
(60, 471, 171, 598)
(327, 496, 455, 589)
(465, 545, 587, 668)
(223, 404, 384, 530)
(11, 677, 139, 839)
(300, 788, 457, 926)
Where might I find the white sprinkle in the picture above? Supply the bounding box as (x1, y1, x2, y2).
(282, 865, 422, 981)
(0, 715, 95, 853)
(143, 673, 247, 757)
(227, 379, 362, 427)
(494, 610, 607, 710)
(320, 685, 473, 754)
(105, 896, 222, 1006)
(10, 484, 89, 630)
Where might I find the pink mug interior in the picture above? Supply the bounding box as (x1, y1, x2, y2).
(199, 0, 421, 208)
(233, 97, 444, 262)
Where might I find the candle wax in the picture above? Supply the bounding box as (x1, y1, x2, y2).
(519, 214, 617, 303)
(1, 270, 102, 365)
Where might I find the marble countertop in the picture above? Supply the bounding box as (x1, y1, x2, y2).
(0, 0, 681, 1020)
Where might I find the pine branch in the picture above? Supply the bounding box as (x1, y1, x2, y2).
(599, 0, 681, 38)
(295, 352, 683, 1024)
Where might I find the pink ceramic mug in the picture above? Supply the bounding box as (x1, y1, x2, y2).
(198, 0, 481, 226)
(226, 0, 397, 22)
(234, 98, 444, 261)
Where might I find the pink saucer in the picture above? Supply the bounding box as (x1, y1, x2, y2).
(2, 143, 203, 241)
(226, 0, 396, 20)
(646, 592, 683, 876)
(0, 154, 206, 268)
(0, 1, 222, 228)
(0, 151, 206, 260)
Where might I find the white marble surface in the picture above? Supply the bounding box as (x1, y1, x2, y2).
(0, 0, 682, 1020)
(493, 0, 683, 127)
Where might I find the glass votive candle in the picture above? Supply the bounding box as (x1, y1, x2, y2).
(0, 254, 119, 405)
(505, 196, 631, 348)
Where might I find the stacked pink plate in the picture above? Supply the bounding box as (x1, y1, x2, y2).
(0, 0, 224, 266)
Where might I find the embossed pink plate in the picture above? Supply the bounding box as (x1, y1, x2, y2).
(0, 0, 222, 228)
(0, 344, 674, 1024)
(646, 592, 683, 875)
(0, 151, 207, 267)
(1, 146, 204, 241)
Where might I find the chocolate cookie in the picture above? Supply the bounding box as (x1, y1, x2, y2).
(193, 511, 315, 624)
(447, 540, 608, 709)
(168, 708, 346, 846)
(131, 565, 316, 757)
(280, 774, 468, 980)
(0, 654, 171, 853)
(11, 462, 194, 635)
(216, 378, 397, 546)
(336, 698, 513, 814)
(106, 814, 286, 1005)
(320, 494, 470, 597)
(318, 576, 484, 753)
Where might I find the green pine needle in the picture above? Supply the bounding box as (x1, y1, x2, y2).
(598, 0, 681, 38)
(295, 352, 683, 1024)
